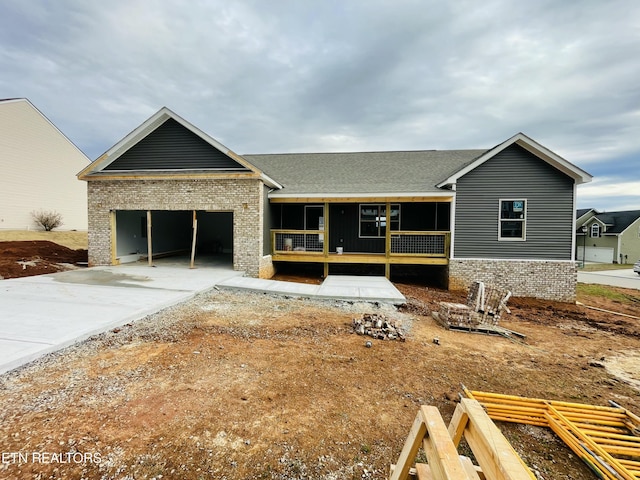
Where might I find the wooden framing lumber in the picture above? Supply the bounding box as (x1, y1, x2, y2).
(467, 390, 640, 480)
(454, 399, 536, 480)
(190, 211, 197, 269)
(390, 400, 534, 480)
(421, 405, 469, 480)
(146, 210, 152, 267)
(390, 410, 428, 480)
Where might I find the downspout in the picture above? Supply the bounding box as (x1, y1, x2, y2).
(617, 234, 622, 264)
(571, 183, 577, 260)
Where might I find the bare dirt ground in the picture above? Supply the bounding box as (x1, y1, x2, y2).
(0, 240, 87, 279)
(1, 241, 640, 479)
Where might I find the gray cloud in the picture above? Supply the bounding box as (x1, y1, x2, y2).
(1, 0, 638, 210)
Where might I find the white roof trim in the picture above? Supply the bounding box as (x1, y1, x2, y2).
(78, 107, 282, 189)
(268, 191, 455, 199)
(436, 132, 593, 188)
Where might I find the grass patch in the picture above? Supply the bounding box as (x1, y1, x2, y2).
(577, 283, 634, 303)
(0, 230, 87, 250)
(580, 263, 633, 271)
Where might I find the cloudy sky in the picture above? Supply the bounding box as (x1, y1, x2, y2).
(1, 0, 638, 211)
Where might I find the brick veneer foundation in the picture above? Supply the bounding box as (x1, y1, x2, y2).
(448, 259, 577, 302)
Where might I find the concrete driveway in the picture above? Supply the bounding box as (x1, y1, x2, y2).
(0, 263, 406, 376)
(0, 264, 243, 375)
(578, 269, 640, 290)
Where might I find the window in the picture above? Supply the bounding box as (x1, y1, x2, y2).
(360, 204, 400, 237)
(590, 223, 600, 238)
(499, 199, 526, 240)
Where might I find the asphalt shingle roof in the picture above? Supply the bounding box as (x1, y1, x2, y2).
(576, 208, 594, 219)
(245, 149, 487, 196)
(595, 210, 640, 234)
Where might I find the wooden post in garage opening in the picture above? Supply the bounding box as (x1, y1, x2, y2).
(323, 202, 329, 278)
(146, 210, 153, 267)
(190, 210, 198, 269)
(109, 210, 118, 265)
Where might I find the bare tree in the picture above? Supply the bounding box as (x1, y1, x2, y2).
(31, 210, 63, 231)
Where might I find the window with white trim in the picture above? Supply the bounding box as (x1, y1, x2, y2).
(360, 204, 400, 238)
(499, 199, 526, 240)
(590, 223, 600, 237)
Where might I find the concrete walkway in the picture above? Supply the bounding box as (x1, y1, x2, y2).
(217, 275, 406, 304)
(0, 266, 405, 376)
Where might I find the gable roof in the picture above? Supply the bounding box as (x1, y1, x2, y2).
(436, 132, 592, 188)
(592, 210, 640, 234)
(78, 107, 281, 187)
(576, 208, 596, 219)
(0, 98, 90, 162)
(245, 149, 486, 198)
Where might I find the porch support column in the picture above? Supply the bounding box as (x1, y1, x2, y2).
(109, 210, 118, 265)
(385, 201, 391, 278)
(323, 202, 329, 278)
(146, 210, 153, 267)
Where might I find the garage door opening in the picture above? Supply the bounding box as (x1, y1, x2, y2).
(113, 210, 233, 267)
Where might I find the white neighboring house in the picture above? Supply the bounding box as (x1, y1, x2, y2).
(0, 98, 89, 230)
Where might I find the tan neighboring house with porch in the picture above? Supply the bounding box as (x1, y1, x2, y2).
(79, 107, 592, 301)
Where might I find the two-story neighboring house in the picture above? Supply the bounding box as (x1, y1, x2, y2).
(78, 107, 592, 301)
(577, 209, 640, 264)
(0, 98, 89, 231)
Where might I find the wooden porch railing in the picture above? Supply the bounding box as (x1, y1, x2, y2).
(271, 229, 450, 258)
(390, 231, 450, 257)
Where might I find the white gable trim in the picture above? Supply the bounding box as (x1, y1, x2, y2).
(436, 132, 593, 188)
(78, 107, 282, 188)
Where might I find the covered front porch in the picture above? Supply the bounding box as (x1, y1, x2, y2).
(268, 198, 452, 277)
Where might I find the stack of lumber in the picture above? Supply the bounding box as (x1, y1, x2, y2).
(466, 389, 640, 480)
(389, 398, 535, 480)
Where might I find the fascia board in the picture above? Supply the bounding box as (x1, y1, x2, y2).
(513, 135, 592, 185)
(576, 209, 598, 223)
(436, 132, 593, 188)
(78, 108, 173, 178)
(78, 107, 271, 181)
(267, 191, 455, 199)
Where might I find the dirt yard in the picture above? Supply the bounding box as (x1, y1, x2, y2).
(0, 240, 87, 279)
(1, 240, 639, 479)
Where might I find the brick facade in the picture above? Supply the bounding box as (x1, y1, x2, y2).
(87, 178, 268, 277)
(448, 259, 577, 302)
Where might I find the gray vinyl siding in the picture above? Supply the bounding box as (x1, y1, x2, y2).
(105, 118, 249, 171)
(454, 144, 575, 260)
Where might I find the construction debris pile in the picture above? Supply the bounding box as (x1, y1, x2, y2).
(352, 313, 405, 341)
(434, 281, 512, 330)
